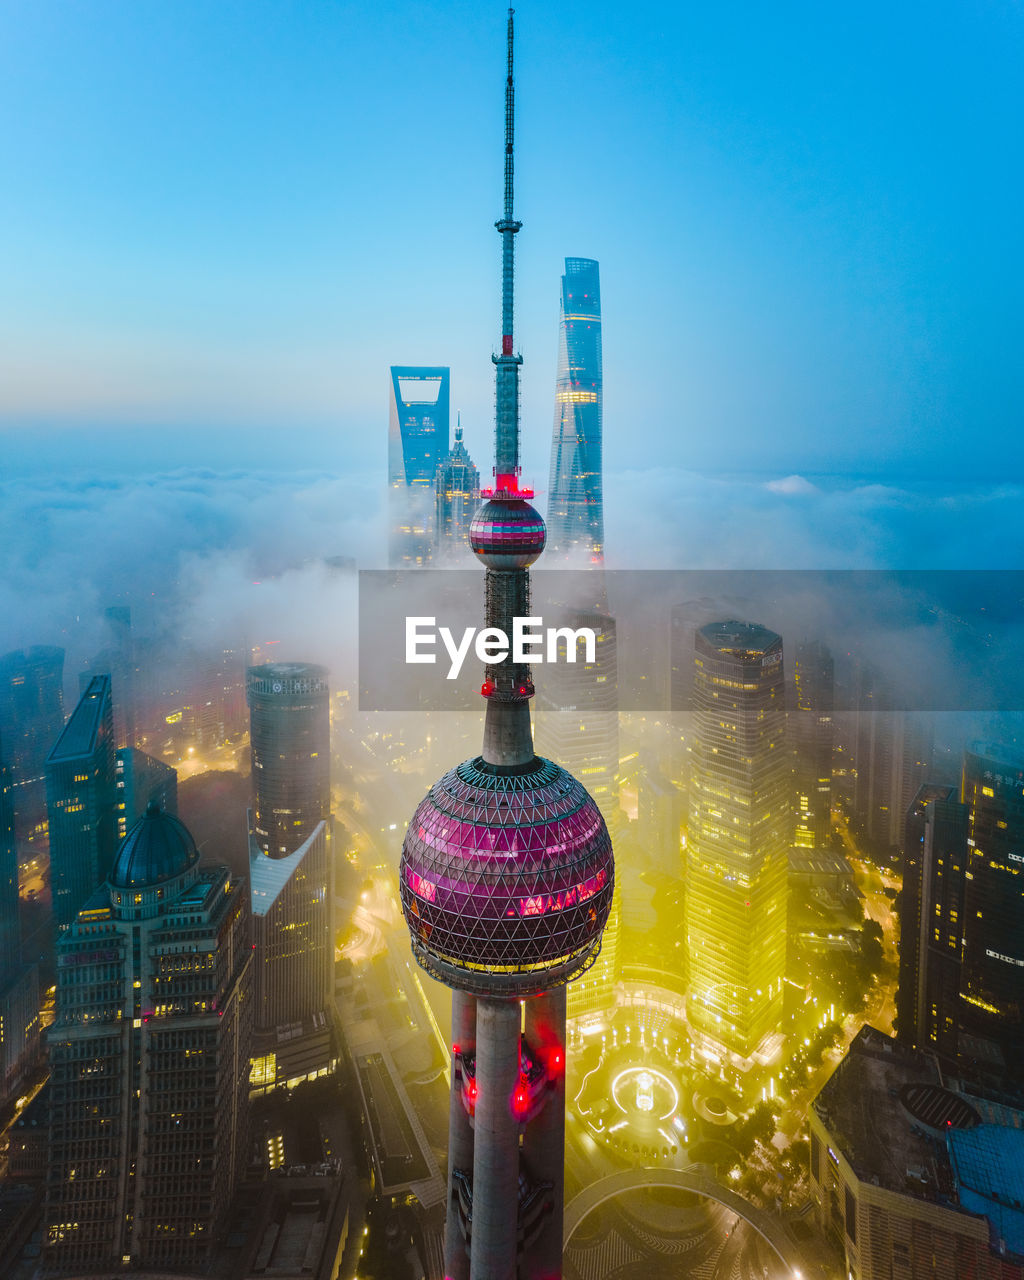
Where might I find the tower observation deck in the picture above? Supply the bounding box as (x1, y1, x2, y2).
(399, 11, 614, 1278)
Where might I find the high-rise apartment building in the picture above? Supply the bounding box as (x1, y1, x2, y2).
(546, 257, 603, 563)
(44, 805, 251, 1273)
(246, 664, 333, 1090)
(434, 420, 480, 562)
(399, 19, 614, 1276)
(388, 365, 450, 566)
(45, 674, 117, 930)
(685, 621, 789, 1078)
(792, 640, 834, 850)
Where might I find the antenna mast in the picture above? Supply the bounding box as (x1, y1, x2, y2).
(493, 6, 523, 489)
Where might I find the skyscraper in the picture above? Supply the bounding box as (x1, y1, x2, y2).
(685, 621, 789, 1079)
(851, 666, 932, 856)
(45, 674, 117, 930)
(246, 664, 333, 1090)
(115, 746, 178, 840)
(895, 743, 1024, 1091)
(247, 663, 330, 859)
(44, 805, 252, 1272)
(0, 645, 65, 850)
(434, 419, 481, 561)
(546, 257, 603, 562)
(0, 733, 40, 1100)
(0, 740, 20, 978)
(792, 640, 834, 850)
(960, 742, 1024, 1077)
(388, 364, 450, 566)
(897, 783, 966, 1062)
(399, 17, 614, 1277)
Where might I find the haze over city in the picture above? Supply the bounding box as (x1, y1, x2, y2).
(1, 4, 1023, 1280)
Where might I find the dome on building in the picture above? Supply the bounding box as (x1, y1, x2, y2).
(109, 802, 200, 888)
(400, 754, 614, 997)
(470, 498, 546, 569)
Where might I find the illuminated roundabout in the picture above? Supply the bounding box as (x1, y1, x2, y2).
(574, 1040, 690, 1163)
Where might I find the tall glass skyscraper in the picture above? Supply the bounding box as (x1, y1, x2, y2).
(434, 420, 480, 562)
(546, 258, 603, 563)
(685, 622, 790, 1083)
(246, 664, 333, 1090)
(388, 365, 450, 566)
(46, 674, 117, 931)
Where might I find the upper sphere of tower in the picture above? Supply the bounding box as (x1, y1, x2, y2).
(470, 497, 546, 570)
(400, 754, 614, 997)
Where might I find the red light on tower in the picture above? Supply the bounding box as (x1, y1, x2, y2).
(513, 1082, 529, 1115)
(549, 1047, 564, 1074)
(467, 1079, 478, 1105)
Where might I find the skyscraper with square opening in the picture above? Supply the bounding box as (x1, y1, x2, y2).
(388, 365, 450, 566)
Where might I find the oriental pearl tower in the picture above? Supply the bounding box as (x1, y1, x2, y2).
(399, 11, 614, 1280)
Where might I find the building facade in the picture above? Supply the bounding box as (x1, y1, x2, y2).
(685, 621, 790, 1078)
(388, 365, 450, 567)
(46, 674, 117, 931)
(546, 257, 604, 563)
(44, 805, 252, 1273)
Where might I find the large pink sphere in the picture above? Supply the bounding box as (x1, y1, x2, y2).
(470, 498, 546, 570)
(400, 755, 614, 996)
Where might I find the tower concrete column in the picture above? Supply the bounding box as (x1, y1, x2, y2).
(445, 989, 477, 1280)
(523, 985, 567, 1279)
(470, 997, 521, 1279)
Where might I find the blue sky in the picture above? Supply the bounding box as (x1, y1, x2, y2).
(1, 1, 1021, 484)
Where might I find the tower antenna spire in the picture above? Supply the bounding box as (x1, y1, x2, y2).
(493, 5, 523, 488)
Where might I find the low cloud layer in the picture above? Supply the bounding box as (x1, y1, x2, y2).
(1, 464, 1020, 708)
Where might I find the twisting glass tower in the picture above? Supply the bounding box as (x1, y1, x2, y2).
(400, 13, 614, 1279)
(546, 257, 603, 563)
